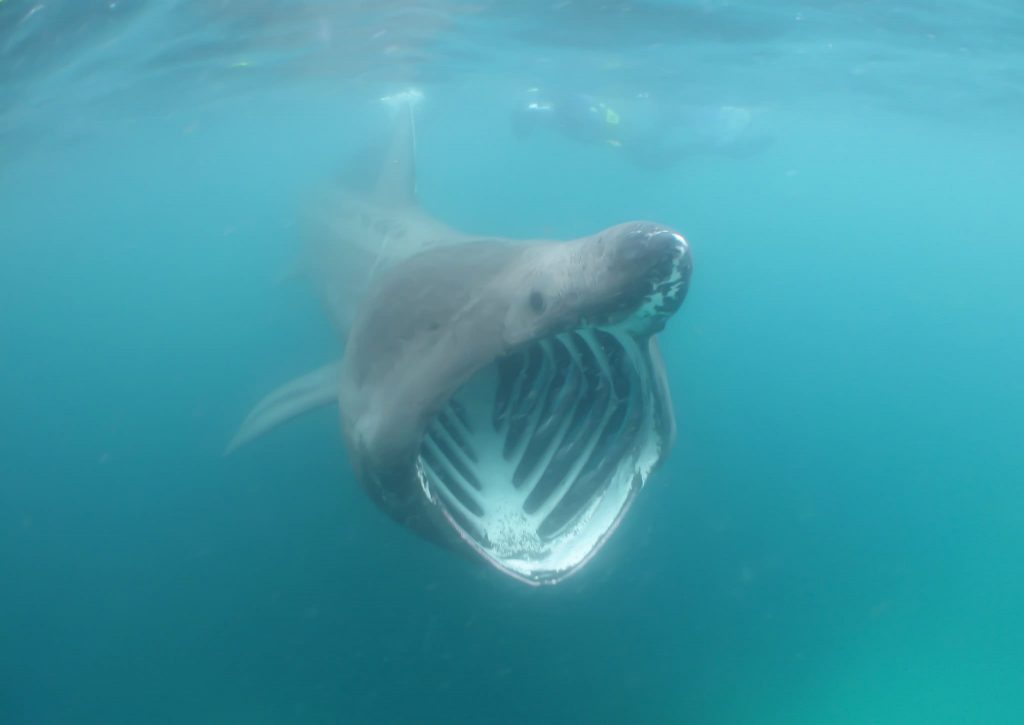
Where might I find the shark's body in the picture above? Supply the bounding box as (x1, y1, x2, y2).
(230, 101, 693, 585)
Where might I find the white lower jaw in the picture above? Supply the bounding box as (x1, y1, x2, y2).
(416, 326, 667, 584)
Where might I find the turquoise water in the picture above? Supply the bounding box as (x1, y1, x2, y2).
(3, 2, 1023, 723)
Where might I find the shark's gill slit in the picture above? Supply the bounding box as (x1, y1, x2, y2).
(418, 327, 665, 584)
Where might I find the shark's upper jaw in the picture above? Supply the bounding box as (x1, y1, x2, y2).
(415, 323, 670, 585)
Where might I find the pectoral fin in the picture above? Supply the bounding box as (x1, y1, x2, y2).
(226, 362, 342, 454)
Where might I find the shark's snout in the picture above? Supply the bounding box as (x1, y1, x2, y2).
(592, 223, 692, 332)
(638, 228, 691, 327)
(619, 226, 684, 261)
(616, 226, 690, 283)
(650, 229, 690, 265)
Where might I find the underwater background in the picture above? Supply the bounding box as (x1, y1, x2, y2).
(2, 1, 1023, 723)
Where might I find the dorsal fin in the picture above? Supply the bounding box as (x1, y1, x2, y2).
(375, 89, 422, 206)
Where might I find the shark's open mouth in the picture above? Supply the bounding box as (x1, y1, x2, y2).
(415, 327, 667, 585)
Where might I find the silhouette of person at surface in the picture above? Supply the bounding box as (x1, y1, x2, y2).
(512, 86, 773, 170)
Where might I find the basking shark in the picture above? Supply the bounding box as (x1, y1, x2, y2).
(229, 98, 693, 585)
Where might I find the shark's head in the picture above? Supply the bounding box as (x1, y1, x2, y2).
(409, 222, 692, 585)
(503, 221, 692, 347)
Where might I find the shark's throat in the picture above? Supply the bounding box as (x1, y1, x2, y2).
(415, 327, 667, 585)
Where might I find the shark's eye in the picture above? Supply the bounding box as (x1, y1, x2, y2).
(529, 291, 546, 313)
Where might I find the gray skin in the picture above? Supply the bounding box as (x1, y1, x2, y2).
(229, 102, 693, 584)
(340, 224, 692, 552)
